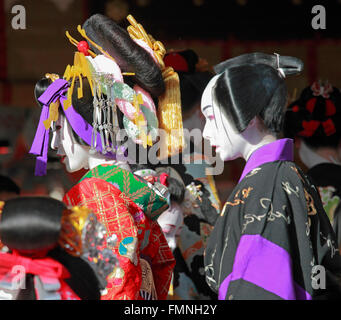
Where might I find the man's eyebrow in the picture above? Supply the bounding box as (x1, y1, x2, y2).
(202, 105, 212, 112)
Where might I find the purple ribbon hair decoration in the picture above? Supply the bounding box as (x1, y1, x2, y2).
(29, 79, 117, 176)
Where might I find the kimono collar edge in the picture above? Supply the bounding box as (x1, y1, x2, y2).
(238, 138, 294, 183)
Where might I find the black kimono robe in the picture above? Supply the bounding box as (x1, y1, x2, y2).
(307, 163, 341, 248)
(204, 139, 341, 300)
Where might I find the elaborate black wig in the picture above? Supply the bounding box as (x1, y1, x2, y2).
(283, 82, 341, 149)
(164, 49, 213, 114)
(34, 14, 165, 148)
(212, 52, 304, 134)
(0, 197, 101, 300)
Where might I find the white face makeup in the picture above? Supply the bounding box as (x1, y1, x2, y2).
(50, 115, 90, 172)
(201, 75, 244, 161)
(157, 201, 184, 251)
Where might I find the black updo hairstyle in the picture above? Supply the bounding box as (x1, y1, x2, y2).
(164, 49, 213, 114)
(283, 83, 341, 149)
(34, 13, 165, 149)
(82, 13, 165, 98)
(0, 197, 101, 300)
(212, 52, 304, 135)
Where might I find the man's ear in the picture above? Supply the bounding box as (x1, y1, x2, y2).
(248, 117, 257, 128)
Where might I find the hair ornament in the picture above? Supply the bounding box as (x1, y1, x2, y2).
(127, 15, 185, 158)
(311, 80, 333, 99)
(127, 15, 166, 69)
(42, 74, 62, 130)
(274, 53, 286, 79)
(299, 119, 336, 137)
(45, 73, 60, 82)
(186, 182, 203, 202)
(65, 25, 161, 152)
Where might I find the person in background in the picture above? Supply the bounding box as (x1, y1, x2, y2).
(0, 197, 117, 300)
(284, 81, 341, 247)
(0, 175, 20, 201)
(133, 164, 218, 299)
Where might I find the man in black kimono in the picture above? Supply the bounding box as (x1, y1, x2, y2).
(201, 53, 341, 300)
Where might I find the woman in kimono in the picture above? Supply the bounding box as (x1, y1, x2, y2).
(0, 197, 117, 300)
(133, 164, 218, 299)
(284, 82, 341, 247)
(29, 14, 178, 300)
(201, 52, 341, 300)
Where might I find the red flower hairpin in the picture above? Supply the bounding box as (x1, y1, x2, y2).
(158, 173, 169, 187)
(299, 119, 336, 137)
(311, 81, 333, 99)
(299, 120, 321, 137)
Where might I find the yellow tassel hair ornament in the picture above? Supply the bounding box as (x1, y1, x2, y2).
(127, 15, 185, 158)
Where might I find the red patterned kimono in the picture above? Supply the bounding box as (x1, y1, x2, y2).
(63, 164, 175, 300)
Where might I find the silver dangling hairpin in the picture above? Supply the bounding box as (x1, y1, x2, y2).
(274, 52, 286, 79)
(90, 81, 99, 155)
(91, 72, 122, 156)
(90, 72, 105, 155)
(104, 74, 119, 154)
(98, 95, 106, 155)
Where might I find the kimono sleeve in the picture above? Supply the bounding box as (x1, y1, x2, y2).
(63, 178, 143, 300)
(142, 220, 175, 300)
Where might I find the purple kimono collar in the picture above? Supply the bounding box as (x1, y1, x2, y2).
(29, 79, 116, 176)
(238, 138, 294, 183)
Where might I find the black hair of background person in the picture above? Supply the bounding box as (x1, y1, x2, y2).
(283, 85, 341, 149)
(167, 176, 185, 204)
(0, 175, 20, 195)
(213, 52, 303, 135)
(0, 197, 101, 300)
